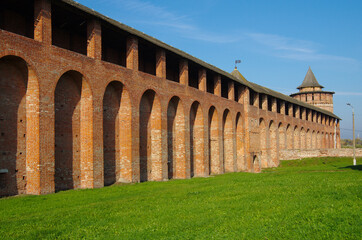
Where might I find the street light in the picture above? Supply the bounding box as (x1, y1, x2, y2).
(347, 103, 356, 166)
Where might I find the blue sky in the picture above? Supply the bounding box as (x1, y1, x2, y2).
(77, 0, 362, 139)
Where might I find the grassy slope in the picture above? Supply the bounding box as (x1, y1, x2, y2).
(0, 157, 361, 240)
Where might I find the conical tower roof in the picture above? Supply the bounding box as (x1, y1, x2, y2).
(231, 67, 248, 83)
(297, 67, 324, 89)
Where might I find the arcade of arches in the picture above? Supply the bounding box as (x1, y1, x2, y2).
(0, 0, 340, 196)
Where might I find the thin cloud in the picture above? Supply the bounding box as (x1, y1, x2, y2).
(246, 32, 357, 63)
(95, 0, 360, 62)
(100, 0, 189, 23)
(99, 0, 241, 44)
(279, 53, 356, 62)
(100, 0, 193, 31)
(121, 1, 187, 22)
(136, 20, 196, 31)
(247, 33, 316, 54)
(180, 31, 243, 44)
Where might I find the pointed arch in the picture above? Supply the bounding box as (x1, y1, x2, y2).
(54, 70, 93, 191)
(278, 122, 285, 150)
(167, 96, 186, 179)
(316, 131, 321, 149)
(325, 132, 329, 149)
(208, 106, 220, 175)
(294, 126, 300, 149)
(253, 155, 261, 173)
(102, 81, 132, 185)
(190, 101, 204, 177)
(235, 112, 244, 171)
(321, 132, 325, 148)
(300, 127, 306, 149)
(286, 124, 293, 150)
(223, 109, 234, 173)
(330, 133, 334, 148)
(139, 90, 162, 182)
(0, 56, 39, 196)
(269, 121, 278, 167)
(311, 130, 316, 149)
(306, 129, 312, 149)
(259, 118, 268, 168)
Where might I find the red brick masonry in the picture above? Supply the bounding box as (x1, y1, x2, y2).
(0, 0, 340, 196)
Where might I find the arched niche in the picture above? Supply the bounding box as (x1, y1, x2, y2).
(102, 81, 132, 185)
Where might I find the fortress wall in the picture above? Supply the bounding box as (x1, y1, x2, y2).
(280, 148, 362, 160)
(0, 0, 340, 196)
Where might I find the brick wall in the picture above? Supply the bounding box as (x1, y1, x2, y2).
(0, 0, 341, 196)
(280, 149, 362, 160)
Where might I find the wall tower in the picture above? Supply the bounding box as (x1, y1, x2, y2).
(290, 67, 335, 113)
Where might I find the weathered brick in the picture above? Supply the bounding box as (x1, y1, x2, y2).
(0, 0, 340, 196)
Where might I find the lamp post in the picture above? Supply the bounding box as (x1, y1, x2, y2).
(347, 103, 356, 166)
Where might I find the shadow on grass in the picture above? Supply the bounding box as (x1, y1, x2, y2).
(339, 165, 362, 171)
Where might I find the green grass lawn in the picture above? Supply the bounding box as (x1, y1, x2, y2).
(1, 157, 361, 240)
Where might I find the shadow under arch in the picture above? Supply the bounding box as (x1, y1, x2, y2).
(269, 120, 278, 167)
(54, 70, 93, 192)
(321, 132, 325, 148)
(294, 126, 300, 150)
(190, 101, 204, 177)
(300, 127, 306, 150)
(252, 155, 261, 173)
(259, 118, 268, 168)
(208, 106, 220, 175)
(0, 55, 39, 196)
(311, 130, 316, 149)
(139, 89, 162, 182)
(306, 129, 311, 149)
(167, 96, 185, 179)
(278, 122, 285, 150)
(102, 81, 132, 185)
(286, 124, 293, 150)
(316, 131, 321, 149)
(222, 109, 234, 173)
(235, 112, 244, 171)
